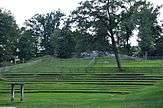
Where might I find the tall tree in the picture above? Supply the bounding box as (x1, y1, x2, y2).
(0, 9, 19, 62)
(74, 30, 93, 54)
(25, 10, 64, 55)
(138, 4, 162, 59)
(72, 0, 146, 71)
(50, 24, 75, 58)
(117, 1, 141, 55)
(17, 28, 38, 61)
(154, 25, 163, 56)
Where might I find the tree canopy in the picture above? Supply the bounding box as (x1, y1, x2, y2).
(0, 0, 163, 69)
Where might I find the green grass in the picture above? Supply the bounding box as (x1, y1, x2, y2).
(116, 82, 163, 108)
(92, 57, 163, 74)
(2, 56, 163, 74)
(4, 56, 91, 73)
(0, 81, 163, 108)
(1, 56, 163, 108)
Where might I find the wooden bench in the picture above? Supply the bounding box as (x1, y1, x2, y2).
(10, 82, 24, 102)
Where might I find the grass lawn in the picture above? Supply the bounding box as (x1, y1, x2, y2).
(0, 82, 163, 108)
(2, 56, 163, 74)
(0, 56, 163, 108)
(4, 56, 91, 73)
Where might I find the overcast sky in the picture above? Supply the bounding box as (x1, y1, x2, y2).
(0, 0, 163, 26)
(0, 0, 81, 26)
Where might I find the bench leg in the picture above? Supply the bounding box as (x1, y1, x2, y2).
(11, 84, 15, 102)
(20, 85, 24, 101)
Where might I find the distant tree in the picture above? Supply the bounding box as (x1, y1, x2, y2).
(117, 1, 141, 55)
(138, 4, 162, 59)
(25, 10, 65, 55)
(155, 37, 163, 56)
(17, 28, 38, 61)
(92, 18, 111, 52)
(0, 9, 19, 62)
(75, 30, 94, 54)
(154, 25, 163, 56)
(50, 27, 75, 58)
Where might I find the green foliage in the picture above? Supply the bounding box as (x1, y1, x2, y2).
(17, 29, 38, 61)
(50, 28, 75, 58)
(25, 10, 65, 55)
(0, 0, 163, 64)
(117, 0, 142, 55)
(155, 36, 163, 56)
(71, 0, 153, 70)
(0, 9, 19, 62)
(153, 25, 163, 56)
(74, 31, 93, 53)
(138, 4, 162, 57)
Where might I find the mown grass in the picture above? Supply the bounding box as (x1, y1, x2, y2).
(0, 81, 163, 108)
(92, 57, 163, 74)
(116, 82, 163, 108)
(0, 56, 163, 108)
(4, 56, 91, 73)
(3, 56, 163, 74)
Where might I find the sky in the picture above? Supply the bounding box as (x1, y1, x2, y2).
(0, 0, 81, 26)
(0, 0, 163, 26)
(0, 0, 163, 46)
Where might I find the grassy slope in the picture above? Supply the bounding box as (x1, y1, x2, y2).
(5, 56, 91, 73)
(93, 57, 163, 74)
(0, 81, 163, 108)
(3, 56, 163, 74)
(115, 82, 163, 108)
(0, 56, 163, 108)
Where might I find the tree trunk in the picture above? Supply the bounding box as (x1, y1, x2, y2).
(105, 0, 122, 72)
(110, 36, 122, 72)
(144, 51, 148, 60)
(126, 39, 130, 55)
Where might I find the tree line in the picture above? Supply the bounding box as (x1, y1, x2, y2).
(0, 0, 163, 70)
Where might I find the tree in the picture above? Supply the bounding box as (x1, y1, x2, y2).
(154, 25, 163, 56)
(50, 27, 75, 58)
(117, 1, 140, 55)
(155, 36, 163, 56)
(73, 30, 93, 54)
(25, 10, 65, 55)
(138, 4, 162, 59)
(72, 0, 147, 71)
(17, 28, 38, 61)
(0, 9, 19, 63)
(92, 18, 111, 52)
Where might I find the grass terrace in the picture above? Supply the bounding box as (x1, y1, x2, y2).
(0, 56, 163, 108)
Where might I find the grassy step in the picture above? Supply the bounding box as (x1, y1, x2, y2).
(93, 75, 163, 78)
(0, 87, 140, 92)
(3, 74, 163, 77)
(0, 89, 130, 94)
(4, 80, 158, 83)
(2, 73, 147, 79)
(4, 81, 154, 85)
(0, 83, 143, 89)
(66, 82, 154, 85)
(2, 73, 145, 75)
(2, 83, 148, 91)
(3, 75, 163, 79)
(4, 77, 163, 82)
(32, 77, 163, 80)
(1, 87, 138, 91)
